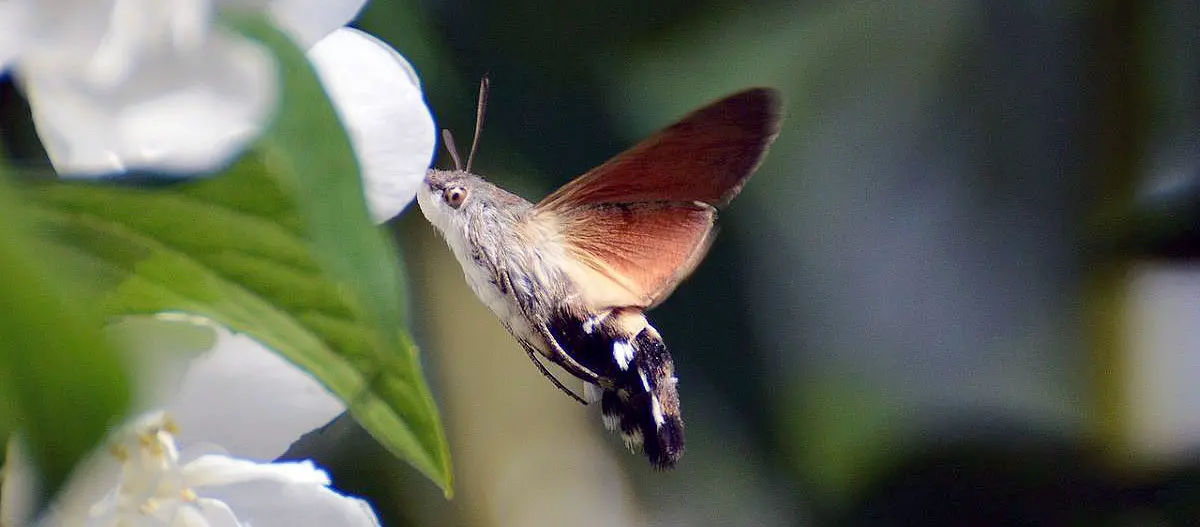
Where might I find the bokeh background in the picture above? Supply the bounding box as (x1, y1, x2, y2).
(324, 0, 1200, 525)
(6, 0, 1193, 525)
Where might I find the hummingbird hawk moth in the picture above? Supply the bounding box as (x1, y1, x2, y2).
(416, 82, 781, 468)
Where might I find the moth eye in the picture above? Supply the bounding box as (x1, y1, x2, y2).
(444, 186, 467, 209)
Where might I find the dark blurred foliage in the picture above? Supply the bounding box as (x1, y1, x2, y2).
(349, 0, 1200, 525)
(353, 0, 1200, 525)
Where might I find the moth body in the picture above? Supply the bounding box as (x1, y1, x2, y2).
(417, 87, 782, 469)
(418, 169, 685, 466)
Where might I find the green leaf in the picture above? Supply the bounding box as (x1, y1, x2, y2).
(0, 164, 131, 507)
(21, 17, 452, 493)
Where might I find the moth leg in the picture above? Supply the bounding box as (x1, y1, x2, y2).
(517, 339, 588, 405)
(499, 268, 606, 387)
(534, 321, 612, 389)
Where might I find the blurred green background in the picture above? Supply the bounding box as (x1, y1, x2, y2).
(257, 0, 1200, 525)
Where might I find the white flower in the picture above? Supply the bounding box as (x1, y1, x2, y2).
(2, 0, 439, 211)
(3, 413, 381, 527)
(5, 0, 286, 174)
(7, 0, 379, 175)
(1, 315, 371, 525)
(1, 0, 434, 221)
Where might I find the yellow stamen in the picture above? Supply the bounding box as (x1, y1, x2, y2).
(162, 415, 181, 436)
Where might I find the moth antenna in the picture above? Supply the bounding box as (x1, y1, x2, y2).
(441, 129, 463, 171)
(466, 75, 490, 172)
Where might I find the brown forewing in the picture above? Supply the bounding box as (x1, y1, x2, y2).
(533, 88, 780, 309)
(537, 88, 781, 211)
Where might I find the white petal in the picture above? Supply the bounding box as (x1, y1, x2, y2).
(166, 330, 345, 461)
(7, 439, 127, 527)
(307, 28, 435, 223)
(201, 479, 381, 527)
(0, 0, 31, 68)
(170, 499, 242, 527)
(107, 315, 220, 412)
(22, 27, 277, 175)
(190, 498, 245, 527)
(265, 0, 368, 48)
(181, 457, 330, 488)
(15, 0, 115, 58)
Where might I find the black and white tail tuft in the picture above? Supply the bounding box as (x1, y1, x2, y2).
(595, 327, 685, 469)
(552, 309, 686, 468)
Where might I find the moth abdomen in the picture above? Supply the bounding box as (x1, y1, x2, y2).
(550, 310, 685, 468)
(598, 326, 684, 469)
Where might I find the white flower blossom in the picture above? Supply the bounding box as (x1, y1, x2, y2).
(0, 0, 434, 220)
(3, 0, 289, 174)
(3, 413, 381, 527)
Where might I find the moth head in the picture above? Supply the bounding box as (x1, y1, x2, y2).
(417, 169, 478, 231)
(419, 168, 531, 238)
